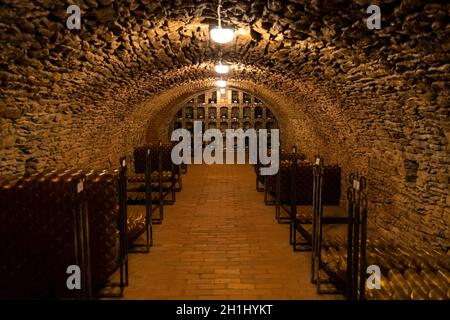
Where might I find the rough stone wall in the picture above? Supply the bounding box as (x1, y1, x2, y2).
(0, 0, 449, 249)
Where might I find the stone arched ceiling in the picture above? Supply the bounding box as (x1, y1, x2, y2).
(0, 0, 449, 249)
(137, 76, 342, 150)
(143, 81, 294, 144)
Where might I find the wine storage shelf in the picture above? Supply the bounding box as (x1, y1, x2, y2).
(171, 89, 279, 134)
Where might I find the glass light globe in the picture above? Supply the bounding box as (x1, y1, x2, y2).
(219, 88, 226, 94)
(216, 80, 227, 88)
(215, 64, 230, 74)
(210, 28, 234, 44)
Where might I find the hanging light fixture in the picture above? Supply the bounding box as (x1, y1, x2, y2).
(210, 0, 234, 44)
(219, 88, 226, 94)
(215, 63, 229, 74)
(216, 79, 227, 88)
(211, 28, 234, 44)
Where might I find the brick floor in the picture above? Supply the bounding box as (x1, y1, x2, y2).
(118, 164, 342, 300)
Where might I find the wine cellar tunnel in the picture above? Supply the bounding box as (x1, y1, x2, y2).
(0, 0, 449, 300)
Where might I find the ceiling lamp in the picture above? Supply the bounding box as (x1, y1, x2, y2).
(211, 28, 234, 44)
(219, 88, 226, 94)
(210, 0, 234, 44)
(216, 80, 227, 88)
(215, 63, 229, 74)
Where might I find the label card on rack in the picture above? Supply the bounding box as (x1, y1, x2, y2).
(77, 181, 84, 193)
(353, 179, 360, 191)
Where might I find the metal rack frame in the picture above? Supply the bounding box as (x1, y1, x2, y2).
(312, 170, 368, 300)
(96, 159, 129, 298)
(311, 157, 348, 295)
(1, 165, 132, 299)
(287, 154, 313, 251)
(263, 175, 276, 205)
(255, 168, 265, 193)
(348, 172, 368, 300)
(72, 176, 93, 299)
(174, 164, 183, 192)
(127, 150, 156, 252)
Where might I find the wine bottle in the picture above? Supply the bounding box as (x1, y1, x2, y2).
(374, 249, 394, 270)
(404, 269, 432, 291)
(428, 286, 447, 300)
(388, 269, 412, 296)
(404, 270, 430, 299)
(380, 277, 392, 292)
(392, 287, 411, 300)
(436, 269, 450, 285)
(410, 287, 428, 300)
(365, 283, 392, 300)
(420, 270, 448, 293)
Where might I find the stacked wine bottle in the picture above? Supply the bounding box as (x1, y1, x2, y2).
(321, 236, 349, 281)
(364, 238, 449, 300)
(320, 237, 449, 300)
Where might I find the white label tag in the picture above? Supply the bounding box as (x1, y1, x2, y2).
(353, 180, 360, 190)
(122, 159, 126, 167)
(77, 181, 84, 193)
(315, 158, 320, 165)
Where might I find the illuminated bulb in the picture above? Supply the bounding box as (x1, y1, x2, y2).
(216, 80, 227, 88)
(210, 28, 234, 44)
(215, 64, 230, 74)
(220, 88, 226, 94)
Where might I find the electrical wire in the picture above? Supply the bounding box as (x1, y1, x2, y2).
(217, 0, 222, 29)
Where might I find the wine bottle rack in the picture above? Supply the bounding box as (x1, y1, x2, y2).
(171, 88, 279, 135)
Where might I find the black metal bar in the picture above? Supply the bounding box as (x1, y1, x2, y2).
(313, 168, 369, 300)
(311, 156, 321, 283)
(290, 153, 297, 248)
(311, 167, 317, 283)
(81, 176, 92, 299)
(175, 163, 183, 192)
(118, 157, 128, 294)
(158, 149, 164, 221)
(316, 170, 327, 294)
(315, 161, 350, 296)
(352, 184, 360, 301)
(288, 149, 314, 252)
(292, 222, 312, 250)
(121, 157, 129, 287)
(275, 164, 281, 221)
(71, 178, 81, 298)
(73, 176, 93, 299)
(163, 157, 176, 205)
(345, 174, 354, 299)
(316, 191, 324, 293)
(129, 149, 153, 253)
(277, 204, 292, 224)
(359, 199, 368, 300)
(100, 158, 129, 298)
(146, 149, 153, 248)
(256, 171, 264, 192)
(358, 177, 368, 300)
(263, 177, 276, 205)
